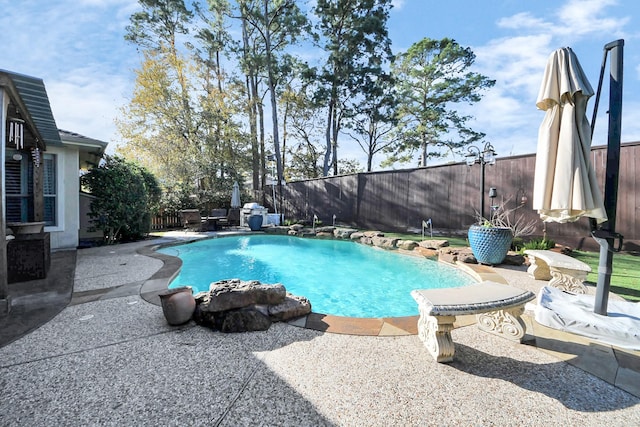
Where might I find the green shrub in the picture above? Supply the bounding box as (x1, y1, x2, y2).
(511, 237, 524, 251)
(82, 155, 161, 244)
(522, 238, 556, 252)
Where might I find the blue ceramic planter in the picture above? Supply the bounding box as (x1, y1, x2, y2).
(248, 214, 263, 231)
(468, 225, 513, 265)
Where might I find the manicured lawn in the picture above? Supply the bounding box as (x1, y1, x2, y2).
(572, 250, 640, 302)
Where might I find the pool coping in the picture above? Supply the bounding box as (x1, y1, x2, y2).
(138, 235, 508, 337)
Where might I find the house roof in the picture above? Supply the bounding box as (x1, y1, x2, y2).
(58, 129, 108, 150)
(59, 129, 108, 168)
(0, 69, 62, 149)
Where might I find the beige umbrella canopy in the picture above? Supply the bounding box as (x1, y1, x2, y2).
(533, 47, 607, 224)
(231, 181, 241, 209)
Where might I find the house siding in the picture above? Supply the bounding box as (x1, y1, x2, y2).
(44, 145, 79, 250)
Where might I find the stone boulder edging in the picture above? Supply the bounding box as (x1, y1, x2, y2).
(192, 279, 311, 333)
(262, 224, 524, 267)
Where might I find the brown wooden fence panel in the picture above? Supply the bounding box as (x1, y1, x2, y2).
(151, 212, 182, 230)
(279, 142, 639, 250)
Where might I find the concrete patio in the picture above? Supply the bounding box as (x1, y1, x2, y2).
(1, 233, 639, 426)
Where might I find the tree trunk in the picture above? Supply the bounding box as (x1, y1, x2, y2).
(332, 105, 339, 175)
(242, 19, 260, 191)
(322, 100, 333, 176)
(264, 0, 283, 189)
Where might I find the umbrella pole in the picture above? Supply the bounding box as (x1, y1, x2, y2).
(593, 39, 624, 315)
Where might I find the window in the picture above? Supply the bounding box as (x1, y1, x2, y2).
(43, 153, 57, 226)
(5, 152, 33, 223)
(4, 150, 57, 226)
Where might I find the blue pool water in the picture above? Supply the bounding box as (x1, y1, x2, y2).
(158, 235, 475, 318)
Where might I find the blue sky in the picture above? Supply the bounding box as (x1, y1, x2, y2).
(2, 0, 639, 168)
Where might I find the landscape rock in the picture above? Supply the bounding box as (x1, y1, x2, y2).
(289, 224, 304, 231)
(198, 279, 286, 312)
(315, 231, 334, 239)
(192, 279, 311, 333)
(413, 246, 438, 258)
(220, 308, 272, 332)
(268, 293, 312, 321)
(372, 236, 399, 249)
(350, 232, 364, 240)
(359, 237, 373, 246)
(363, 230, 384, 238)
(396, 240, 419, 251)
(419, 239, 449, 249)
(316, 226, 336, 233)
(264, 226, 289, 235)
(437, 247, 476, 264)
(192, 304, 218, 329)
(458, 250, 477, 264)
(334, 228, 358, 239)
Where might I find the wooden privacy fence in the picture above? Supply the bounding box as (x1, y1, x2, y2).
(151, 211, 183, 231)
(274, 142, 639, 251)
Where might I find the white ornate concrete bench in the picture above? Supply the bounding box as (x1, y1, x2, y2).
(411, 282, 535, 363)
(524, 249, 591, 294)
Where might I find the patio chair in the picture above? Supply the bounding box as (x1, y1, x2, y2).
(206, 209, 229, 230)
(179, 209, 204, 231)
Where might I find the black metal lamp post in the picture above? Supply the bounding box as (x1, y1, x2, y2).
(466, 142, 497, 221)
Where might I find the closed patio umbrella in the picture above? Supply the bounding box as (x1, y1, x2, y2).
(231, 181, 241, 209)
(532, 47, 607, 224)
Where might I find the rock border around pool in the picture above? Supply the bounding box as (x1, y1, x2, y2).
(139, 228, 519, 336)
(263, 225, 525, 267)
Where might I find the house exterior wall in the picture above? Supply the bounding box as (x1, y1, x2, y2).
(44, 145, 79, 250)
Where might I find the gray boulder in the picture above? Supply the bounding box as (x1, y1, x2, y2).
(198, 279, 286, 312)
(419, 239, 449, 249)
(372, 236, 399, 249)
(334, 228, 358, 239)
(269, 293, 312, 321)
(396, 240, 419, 251)
(221, 308, 272, 332)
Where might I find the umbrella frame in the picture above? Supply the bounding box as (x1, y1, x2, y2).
(590, 40, 625, 315)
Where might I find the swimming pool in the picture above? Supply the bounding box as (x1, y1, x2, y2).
(158, 234, 475, 318)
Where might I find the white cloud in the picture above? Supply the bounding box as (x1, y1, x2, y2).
(0, 0, 140, 152)
(497, 12, 553, 32)
(459, 0, 638, 165)
(475, 34, 553, 97)
(556, 0, 627, 37)
(391, 0, 406, 10)
(47, 69, 131, 151)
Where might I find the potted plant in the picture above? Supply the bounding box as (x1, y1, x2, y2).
(468, 198, 537, 265)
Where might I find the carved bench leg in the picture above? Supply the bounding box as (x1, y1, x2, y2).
(476, 306, 527, 342)
(548, 267, 588, 294)
(416, 309, 456, 362)
(527, 256, 551, 280)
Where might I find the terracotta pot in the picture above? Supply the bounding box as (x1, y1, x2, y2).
(159, 287, 196, 325)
